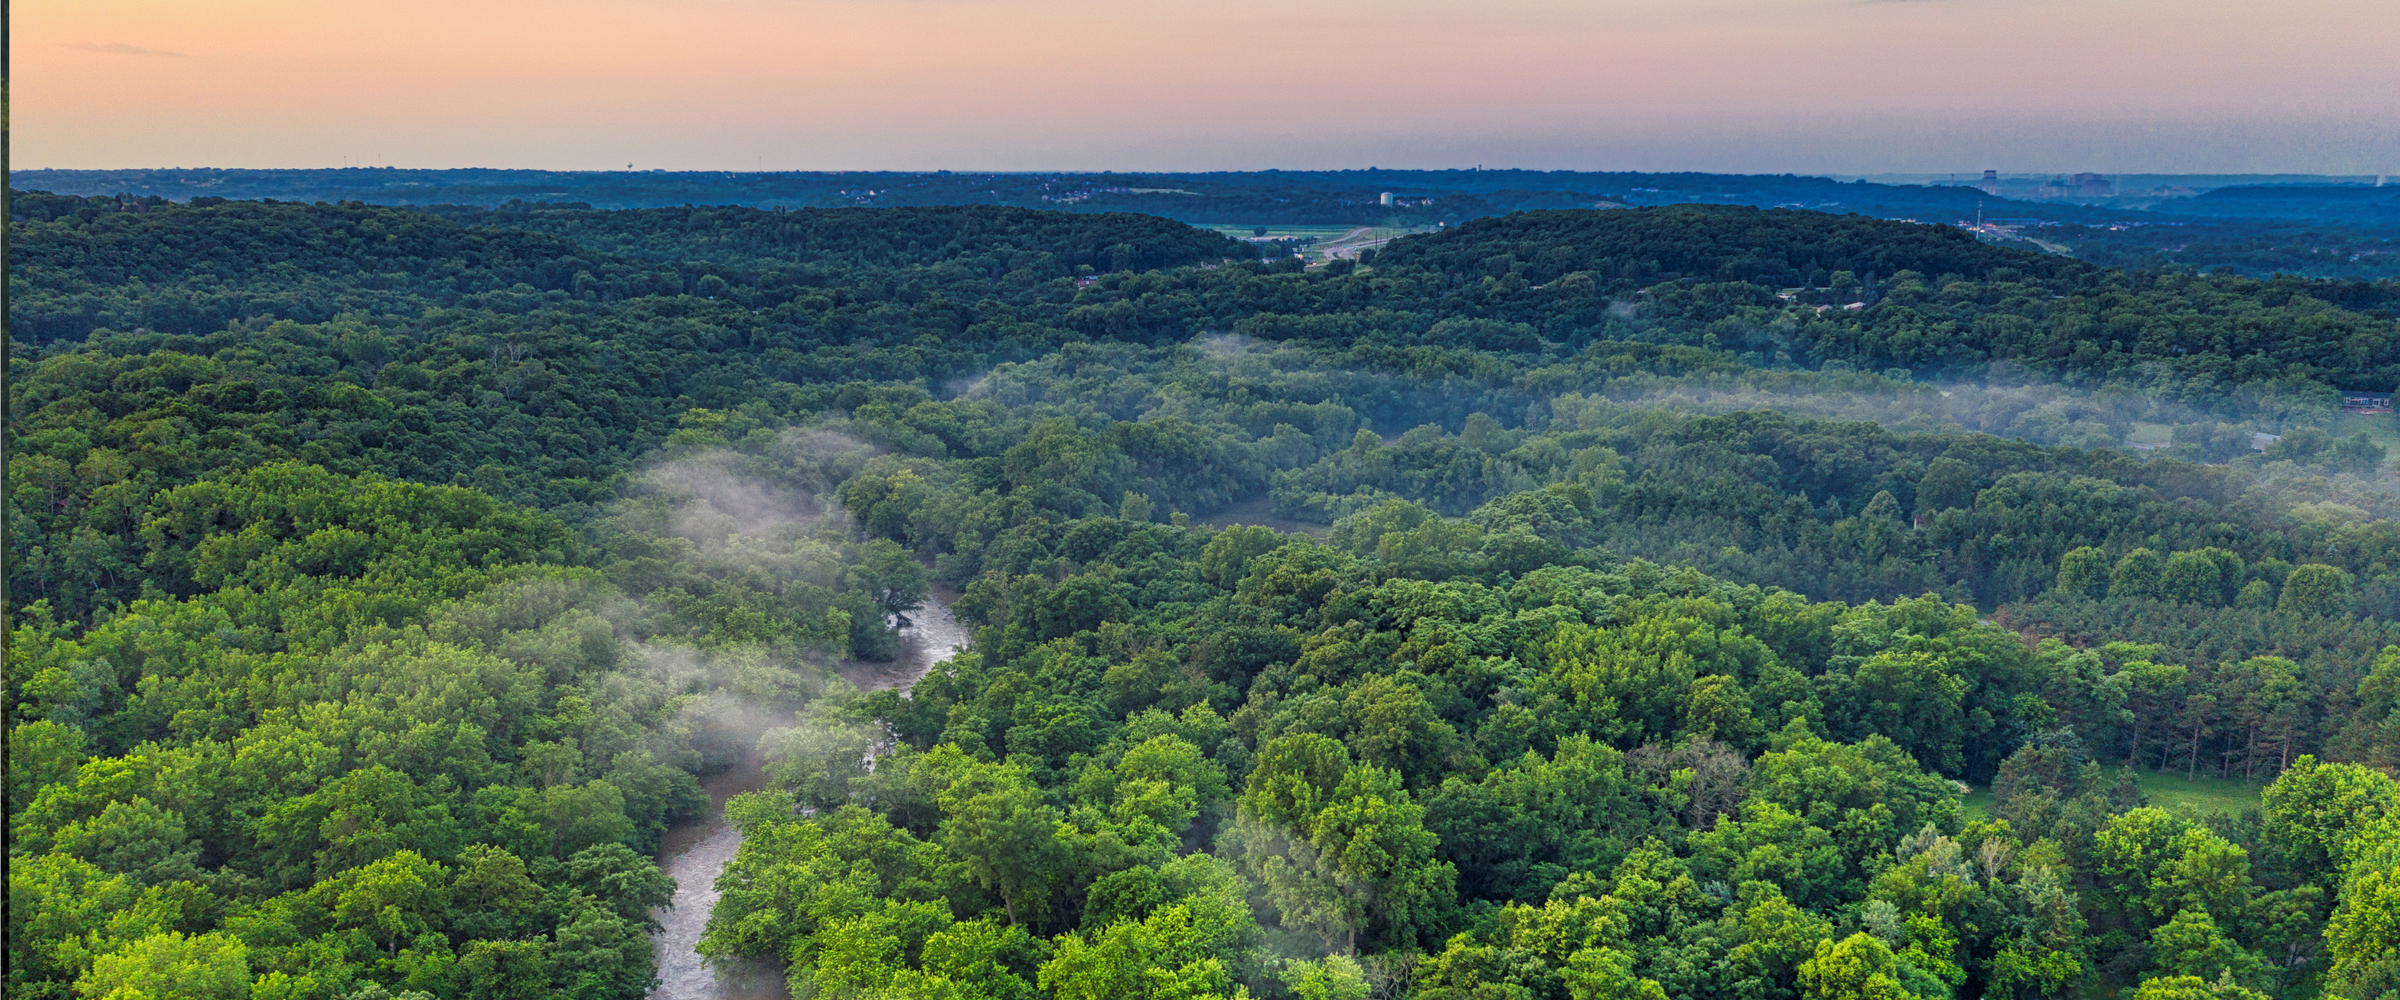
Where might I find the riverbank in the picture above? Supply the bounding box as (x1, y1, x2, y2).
(649, 753, 785, 1000)
(646, 589, 967, 1000)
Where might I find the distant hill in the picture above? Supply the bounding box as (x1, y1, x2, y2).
(10, 167, 2051, 228)
(1372, 204, 2086, 285)
(19, 168, 2400, 281)
(4, 194, 1255, 343)
(2168, 183, 2400, 224)
(405, 202, 1255, 271)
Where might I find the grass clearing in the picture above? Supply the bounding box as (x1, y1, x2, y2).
(2125, 421, 2173, 448)
(1202, 224, 1438, 263)
(1309, 226, 1432, 260)
(1196, 496, 1329, 539)
(1201, 224, 1362, 241)
(2330, 410, 2400, 471)
(1961, 784, 1996, 823)
(1959, 766, 2263, 824)
(2122, 766, 2265, 815)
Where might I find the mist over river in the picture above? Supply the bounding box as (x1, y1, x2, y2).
(647, 591, 969, 1000)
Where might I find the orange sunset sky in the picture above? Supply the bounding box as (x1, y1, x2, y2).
(17, 0, 2400, 173)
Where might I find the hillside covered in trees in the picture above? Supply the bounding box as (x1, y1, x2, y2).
(26, 167, 2400, 282)
(9, 194, 2400, 1000)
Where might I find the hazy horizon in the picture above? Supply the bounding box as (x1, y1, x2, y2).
(22, 0, 2399, 176)
(10, 167, 2388, 184)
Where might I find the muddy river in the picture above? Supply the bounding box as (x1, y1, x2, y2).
(647, 590, 969, 1000)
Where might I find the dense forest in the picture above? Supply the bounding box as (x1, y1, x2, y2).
(9, 193, 2400, 1000)
(2173, 187, 2400, 227)
(2051, 222, 2400, 283)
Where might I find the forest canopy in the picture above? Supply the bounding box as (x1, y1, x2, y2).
(10, 195, 2400, 1000)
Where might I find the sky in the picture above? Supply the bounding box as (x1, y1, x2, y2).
(18, 0, 2400, 174)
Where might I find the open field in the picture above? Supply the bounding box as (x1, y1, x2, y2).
(2330, 409, 2400, 470)
(1201, 223, 1363, 241)
(2128, 413, 2400, 471)
(1307, 225, 1435, 260)
(2129, 767, 2267, 815)
(1962, 765, 2263, 823)
(1203, 223, 1437, 262)
(1196, 495, 1330, 538)
(1961, 785, 1997, 822)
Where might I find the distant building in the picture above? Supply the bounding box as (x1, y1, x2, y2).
(2025, 174, 2116, 200)
(1981, 169, 1999, 195)
(1379, 192, 1394, 206)
(2341, 391, 2394, 413)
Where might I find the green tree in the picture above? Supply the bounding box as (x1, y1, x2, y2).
(1565, 947, 1670, 1000)
(1424, 735, 1668, 903)
(2148, 907, 2264, 986)
(561, 843, 676, 926)
(2334, 431, 2387, 473)
(9, 721, 89, 812)
(74, 932, 250, 1000)
(457, 938, 554, 1000)
(1982, 864, 2088, 1000)
(2323, 817, 2400, 1000)
(916, 748, 1076, 930)
(1283, 954, 1372, 1000)
(1689, 801, 1846, 909)
(2259, 756, 2397, 892)
(448, 845, 546, 942)
(840, 469, 934, 541)
(1029, 574, 1133, 640)
(913, 917, 1043, 1000)
(2161, 550, 2241, 606)
(700, 798, 962, 966)
(1795, 932, 1915, 1000)
(1915, 458, 1975, 514)
(1848, 649, 1971, 776)
(2112, 549, 2165, 601)
(2111, 657, 2189, 769)
(1225, 734, 1457, 951)
(1075, 734, 1230, 843)
(2235, 580, 2276, 609)
(1039, 888, 1256, 1000)
(1343, 673, 1468, 786)
(9, 852, 163, 990)
(2056, 547, 2110, 600)
(1199, 525, 1284, 590)
(767, 689, 881, 811)
(2128, 974, 2273, 1000)
(332, 850, 448, 955)
(851, 537, 931, 618)
(797, 899, 957, 999)
(2095, 808, 2252, 927)
(1533, 616, 1773, 752)
(1747, 723, 1962, 872)
(49, 798, 202, 887)
(2278, 563, 2353, 617)
(2347, 649, 2400, 772)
